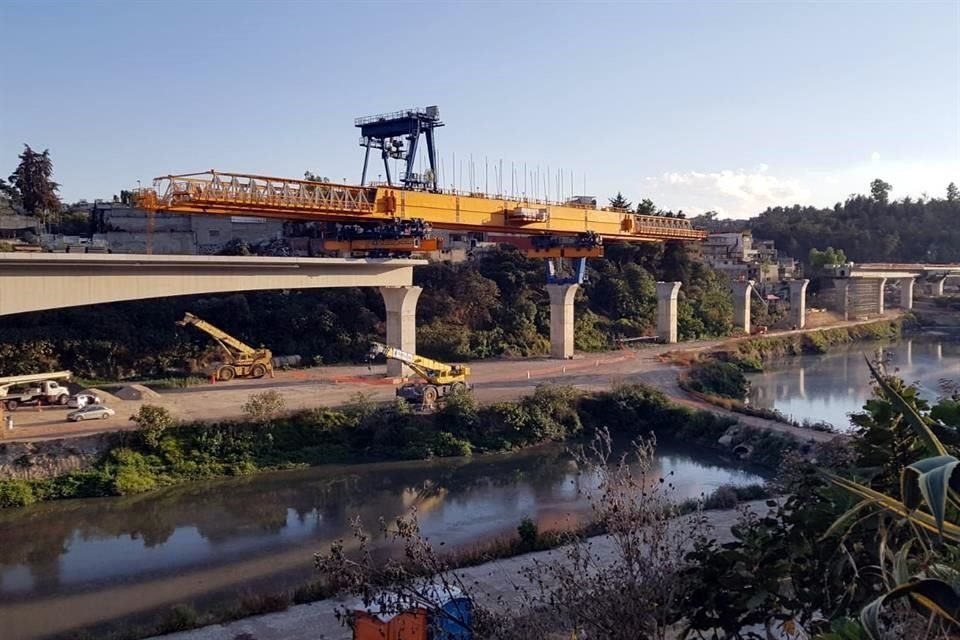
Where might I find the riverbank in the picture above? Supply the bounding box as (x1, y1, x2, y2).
(667, 317, 906, 429)
(0, 383, 804, 509)
(153, 498, 776, 640)
(711, 316, 905, 371)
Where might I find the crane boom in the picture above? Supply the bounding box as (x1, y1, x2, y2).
(0, 371, 72, 394)
(136, 171, 705, 243)
(177, 312, 257, 356)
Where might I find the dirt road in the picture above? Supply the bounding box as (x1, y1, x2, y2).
(4, 314, 900, 444)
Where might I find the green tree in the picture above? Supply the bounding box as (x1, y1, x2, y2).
(130, 405, 175, 449)
(608, 192, 632, 211)
(947, 182, 959, 202)
(870, 178, 892, 204)
(808, 246, 847, 271)
(7, 145, 61, 219)
(303, 171, 330, 182)
(636, 198, 658, 216)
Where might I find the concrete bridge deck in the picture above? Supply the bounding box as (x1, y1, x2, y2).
(0, 253, 427, 317)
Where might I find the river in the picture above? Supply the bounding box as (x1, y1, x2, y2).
(747, 338, 960, 431)
(0, 441, 762, 639)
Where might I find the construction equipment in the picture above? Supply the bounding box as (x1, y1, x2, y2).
(177, 312, 273, 381)
(323, 218, 441, 257)
(367, 342, 470, 407)
(0, 371, 72, 412)
(137, 171, 705, 243)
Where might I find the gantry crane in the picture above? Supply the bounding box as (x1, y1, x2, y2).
(134, 106, 706, 281)
(177, 312, 273, 381)
(367, 342, 470, 407)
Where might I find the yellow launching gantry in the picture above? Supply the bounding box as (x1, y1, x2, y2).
(136, 170, 704, 246)
(134, 106, 705, 280)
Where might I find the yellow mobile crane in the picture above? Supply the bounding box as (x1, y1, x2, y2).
(177, 313, 273, 381)
(368, 342, 470, 407)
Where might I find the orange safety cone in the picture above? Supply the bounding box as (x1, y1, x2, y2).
(210, 374, 216, 385)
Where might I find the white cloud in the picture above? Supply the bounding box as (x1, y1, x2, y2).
(640, 158, 960, 219)
(642, 168, 811, 218)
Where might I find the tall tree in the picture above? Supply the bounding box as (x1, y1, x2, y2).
(636, 198, 658, 216)
(870, 178, 892, 204)
(947, 182, 959, 202)
(608, 192, 631, 211)
(7, 145, 60, 218)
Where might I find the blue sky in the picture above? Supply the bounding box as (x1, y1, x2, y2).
(1, 1, 957, 217)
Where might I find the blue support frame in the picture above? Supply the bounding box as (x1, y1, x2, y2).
(545, 257, 588, 285)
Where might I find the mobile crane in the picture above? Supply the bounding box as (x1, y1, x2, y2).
(367, 342, 470, 407)
(176, 313, 273, 381)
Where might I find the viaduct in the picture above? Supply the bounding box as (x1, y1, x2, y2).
(1, 255, 958, 374)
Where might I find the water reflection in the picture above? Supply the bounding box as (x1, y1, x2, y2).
(0, 443, 761, 602)
(747, 339, 960, 431)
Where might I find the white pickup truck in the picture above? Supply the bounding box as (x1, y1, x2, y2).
(3, 380, 71, 411)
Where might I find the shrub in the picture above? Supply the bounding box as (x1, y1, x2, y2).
(130, 405, 175, 450)
(517, 517, 539, 549)
(242, 390, 286, 423)
(431, 431, 472, 457)
(162, 604, 198, 632)
(702, 485, 739, 510)
(0, 479, 36, 508)
(686, 360, 748, 399)
(110, 448, 159, 495)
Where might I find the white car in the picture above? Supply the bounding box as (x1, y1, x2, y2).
(68, 393, 102, 409)
(67, 404, 115, 422)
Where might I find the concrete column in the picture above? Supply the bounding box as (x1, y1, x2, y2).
(876, 278, 887, 315)
(656, 281, 682, 344)
(837, 280, 852, 321)
(788, 279, 809, 329)
(731, 280, 753, 334)
(379, 286, 422, 377)
(898, 277, 915, 310)
(931, 278, 946, 296)
(546, 283, 579, 359)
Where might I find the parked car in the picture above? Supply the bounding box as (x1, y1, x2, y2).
(66, 404, 115, 422)
(68, 393, 102, 409)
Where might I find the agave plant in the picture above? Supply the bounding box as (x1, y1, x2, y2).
(823, 358, 960, 639)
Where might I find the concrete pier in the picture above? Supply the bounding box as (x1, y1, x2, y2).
(876, 278, 887, 315)
(546, 283, 579, 359)
(656, 282, 682, 344)
(897, 277, 914, 310)
(379, 286, 422, 377)
(731, 281, 753, 335)
(788, 279, 809, 329)
(931, 278, 946, 296)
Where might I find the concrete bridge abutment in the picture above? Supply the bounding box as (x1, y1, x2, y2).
(656, 282, 682, 344)
(546, 283, 579, 360)
(379, 286, 422, 377)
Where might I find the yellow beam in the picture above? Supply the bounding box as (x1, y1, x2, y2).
(141, 171, 705, 243)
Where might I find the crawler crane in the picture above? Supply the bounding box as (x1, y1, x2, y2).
(177, 313, 273, 381)
(367, 342, 470, 407)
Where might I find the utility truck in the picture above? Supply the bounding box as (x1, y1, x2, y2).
(0, 371, 73, 411)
